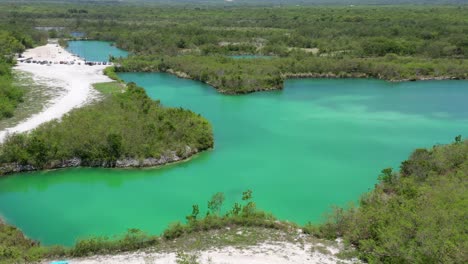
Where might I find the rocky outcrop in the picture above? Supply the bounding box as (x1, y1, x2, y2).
(115, 146, 194, 168)
(166, 68, 191, 79)
(0, 146, 200, 176)
(0, 163, 37, 175)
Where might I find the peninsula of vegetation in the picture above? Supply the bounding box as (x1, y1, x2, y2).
(0, 79, 213, 175)
(0, 20, 213, 175)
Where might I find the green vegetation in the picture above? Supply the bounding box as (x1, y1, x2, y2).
(0, 63, 22, 119)
(0, 33, 25, 119)
(305, 137, 468, 263)
(117, 55, 284, 94)
(92, 81, 125, 95)
(0, 219, 40, 264)
(118, 54, 468, 93)
(2, 4, 466, 92)
(102, 66, 121, 82)
(162, 190, 285, 241)
(0, 18, 48, 119)
(0, 72, 60, 131)
(0, 82, 213, 174)
(0, 20, 47, 119)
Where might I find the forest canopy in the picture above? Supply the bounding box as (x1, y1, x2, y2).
(3, 4, 464, 93)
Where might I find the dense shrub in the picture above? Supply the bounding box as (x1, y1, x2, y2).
(306, 138, 468, 263)
(0, 27, 44, 119)
(117, 55, 468, 93)
(163, 190, 283, 240)
(71, 229, 158, 257)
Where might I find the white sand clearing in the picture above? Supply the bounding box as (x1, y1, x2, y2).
(0, 44, 112, 143)
(48, 241, 359, 264)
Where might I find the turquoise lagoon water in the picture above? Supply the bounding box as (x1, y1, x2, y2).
(0, 42, 467, 246)
(66, 40, 128, 61)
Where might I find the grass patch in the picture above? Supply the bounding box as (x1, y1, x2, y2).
(0, 71, 64, 130)
(92, 81, 125, 95)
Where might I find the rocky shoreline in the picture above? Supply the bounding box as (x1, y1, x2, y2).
(283, 72, 463, 82)
(165, 69, 465, 94)
(0, 146, 203, 176)
(165, 68, 283, 95)
(116, 65, 466, 95)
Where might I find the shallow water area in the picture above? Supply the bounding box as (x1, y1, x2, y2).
(0, 41, 467, 246)
(66, 40, 128, 61)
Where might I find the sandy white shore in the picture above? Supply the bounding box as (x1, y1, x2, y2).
(0, 44, 112, 143)
(47, 241, 358, 264)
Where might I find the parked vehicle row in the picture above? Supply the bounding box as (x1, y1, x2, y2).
(20, 60, 111, 66)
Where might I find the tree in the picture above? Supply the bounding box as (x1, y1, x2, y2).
(185, 204, 199, 223)
(241, 190, 256, 217)
(378, 167, 394, 184)
(176, 39, 187, 49)
(106, 133, 122, 161)
(242, 190, 252, 201)
(207, 192, 225, 215)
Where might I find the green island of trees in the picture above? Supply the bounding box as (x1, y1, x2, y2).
(0, 138, 466, 263)
(0, 82, 213, 175)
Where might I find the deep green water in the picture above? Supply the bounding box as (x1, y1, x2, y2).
(66, 41, 128, 61)
(0, 42, 467, 246)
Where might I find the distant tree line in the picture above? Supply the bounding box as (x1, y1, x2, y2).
(3, 4, 465, 93)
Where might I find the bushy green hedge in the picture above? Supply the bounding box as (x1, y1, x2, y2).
(163, 190, 286, 240)
(71, 229, 159, 257)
